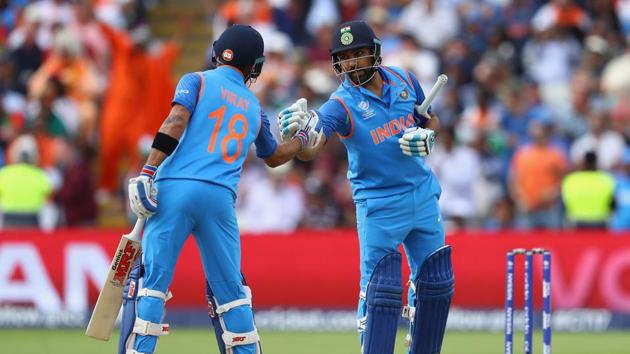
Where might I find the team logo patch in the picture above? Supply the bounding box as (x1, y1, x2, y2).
(401, 90, 409, 99)
(222, 49, 234, 62)
(340, 26, 354, 46)
(358, 100, 375, 120)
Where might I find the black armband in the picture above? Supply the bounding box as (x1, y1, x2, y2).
(152, 132, 179, 156)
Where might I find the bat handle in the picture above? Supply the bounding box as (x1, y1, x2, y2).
(125, 218, 145, 241)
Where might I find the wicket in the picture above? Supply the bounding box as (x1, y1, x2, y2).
(504, 248, 551, 354)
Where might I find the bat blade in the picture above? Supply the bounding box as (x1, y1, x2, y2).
(85, 219, 144, 341)
(415, 74, 448, 118)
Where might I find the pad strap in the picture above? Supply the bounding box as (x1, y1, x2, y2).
(133, 317, 169, 336)
(126, 350, 148, 354)
(216, 298, 252, 314)
(222, 330, 260, 348)
(137, 288, 173, 302)
(402, 305, 416, 321)
(357, 316, 367, 331)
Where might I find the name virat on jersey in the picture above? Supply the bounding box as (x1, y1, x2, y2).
(221, 86, 250, 111)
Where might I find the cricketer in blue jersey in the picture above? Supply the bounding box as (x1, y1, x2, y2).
(278, 21, 454, 354)
(123, 25, 316, 354)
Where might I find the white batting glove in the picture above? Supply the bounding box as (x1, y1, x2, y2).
(293, 109, 323, 150)
(278, 98, 308, 141)
(128, 164, 158, 218)
(398, 127, 436, 157)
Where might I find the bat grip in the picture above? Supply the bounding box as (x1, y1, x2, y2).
(125, 218, 145, 241)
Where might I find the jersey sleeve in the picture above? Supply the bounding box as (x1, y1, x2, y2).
(317, 98, 350, 139)
(407, 71, 431, 127)
(254, 110, 278, 159)
(171, 72, 202, 114)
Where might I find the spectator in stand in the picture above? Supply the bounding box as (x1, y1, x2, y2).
(8, 13, 43, 96)
(531, 0, 591, 38)
(458, 88, 501, 144)
(55, 141, 97, 226)
(28, 28, 100, 145)
(510, 119, 568, 229)
(523, 21, 582, 120)
(398, 0, 459, 51)
(141, 31, 180, 136)
(301, 181, 343, 228)
(428, 126, 482, 229)
(0, 134, 51, 228)
(238, 161, 305, 233)
(562, 151, 615, 229)
(96, 21, 150, 198)
(570, 108, 626, 171)
(27, 77, 76, 170)
(484, 196, 516, 230)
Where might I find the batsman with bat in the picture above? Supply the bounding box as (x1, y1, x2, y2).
(117, 25, 314, 354)
(278, 21, 454, 354)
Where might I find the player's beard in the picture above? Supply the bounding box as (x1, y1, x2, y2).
(348, 67, 377, 86)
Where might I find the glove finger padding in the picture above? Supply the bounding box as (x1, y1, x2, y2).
(278, 104, 308, 141)
(398, 127, 435, 157)
(128, 176, 158, 218)
(278, 112, 308, 141)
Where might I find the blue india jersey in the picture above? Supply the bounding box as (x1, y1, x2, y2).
(317, 66, 440, 200)
(156, 66, 277, 195)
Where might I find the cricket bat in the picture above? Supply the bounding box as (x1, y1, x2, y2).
(86, 218, 145, 341)
(415, 74, 448, 118)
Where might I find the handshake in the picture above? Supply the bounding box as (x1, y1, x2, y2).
(277, 98, 323, 151)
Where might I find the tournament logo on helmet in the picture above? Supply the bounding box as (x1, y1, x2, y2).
(222, 49, 234, 62)
(340, 26, 354, 46)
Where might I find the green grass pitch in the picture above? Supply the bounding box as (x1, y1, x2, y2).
(1, 329, 628, 354)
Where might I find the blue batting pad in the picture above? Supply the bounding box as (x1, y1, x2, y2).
(206, 282, 228, 354)
(118, 256, 143, 354)
(362, 252, 403, 354)
(206, 277, 261, 354)
(409, 245, 454, 354)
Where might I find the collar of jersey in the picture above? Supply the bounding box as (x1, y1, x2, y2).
(216, 65, 245, 83)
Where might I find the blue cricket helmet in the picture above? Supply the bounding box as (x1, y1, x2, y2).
(330, 21, 382, 85)
(211, 24, 265, 83)
(330, 20, 381, 55)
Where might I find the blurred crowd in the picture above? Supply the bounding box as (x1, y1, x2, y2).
(1, 0, 630, 232)
(0, 0, 179, 230)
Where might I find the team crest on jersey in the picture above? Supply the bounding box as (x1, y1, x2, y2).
(222, 49, 234, 62)
(358, 100, 375, 119)
(340, 26, 353, 45)
(400, 90, 409, 100)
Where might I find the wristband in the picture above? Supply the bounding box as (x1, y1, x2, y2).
(140, 164, 157, 178)
(152, 132, 179, 156)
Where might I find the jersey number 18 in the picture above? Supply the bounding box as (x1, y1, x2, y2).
(207, 105, 248, 164)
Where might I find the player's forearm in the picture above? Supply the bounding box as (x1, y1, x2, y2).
(296, 135, 326, 161)
(145, 105, 190, 167)
(264, 139, 302, 167)
(426, 112, 440, 136)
